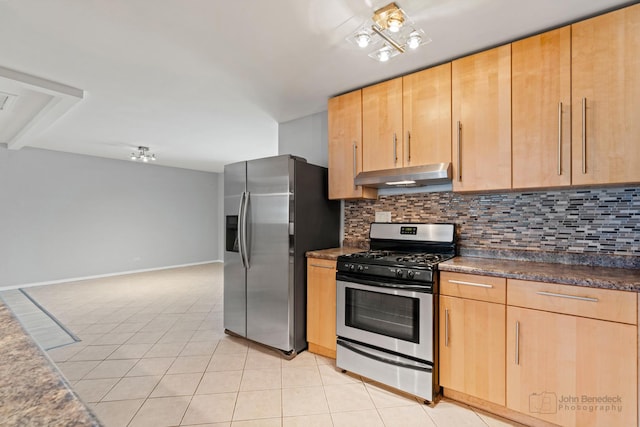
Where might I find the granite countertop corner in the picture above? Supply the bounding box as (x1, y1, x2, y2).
(0, 303, 102, 427)
(306, 247, 363, 260)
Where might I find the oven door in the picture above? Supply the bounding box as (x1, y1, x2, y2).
(336, 276, 433, 361)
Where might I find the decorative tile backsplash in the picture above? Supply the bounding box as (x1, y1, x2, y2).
(344, 186, 640, 266)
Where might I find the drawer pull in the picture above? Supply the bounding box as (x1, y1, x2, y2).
(536, 291, 598, 303)
(557, 102, 562, 175)
(456, 121, 462, 181)
(515, 321, 520, 365)
(581, 97, 587, 174)
(444, 308, 449, 347)
(448, 279, 493, 289)
(352, 142, 357, 190)
(310, 264, 335, 270)
(393, 132, 398, 164)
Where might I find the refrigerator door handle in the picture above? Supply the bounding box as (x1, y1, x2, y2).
(238, 191, 247, 268)
(241, 191, 251, 268)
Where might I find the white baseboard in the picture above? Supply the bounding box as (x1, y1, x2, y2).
(0, 260, 223, 291)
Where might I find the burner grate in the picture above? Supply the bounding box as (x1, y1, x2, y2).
(394, 253, 450, 264)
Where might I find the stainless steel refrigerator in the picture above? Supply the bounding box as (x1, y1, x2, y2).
(224, 155, 340, 356)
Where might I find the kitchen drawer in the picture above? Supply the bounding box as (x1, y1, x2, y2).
(507, 279, 637, 324)
(440, 272, 506, 304)
(307, 258, 337, 270)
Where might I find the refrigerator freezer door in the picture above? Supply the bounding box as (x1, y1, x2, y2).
(224, 161, 247, 337)
(246, 156, 294, 352)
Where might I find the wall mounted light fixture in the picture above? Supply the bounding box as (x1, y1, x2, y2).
(347, 2, 430, 62)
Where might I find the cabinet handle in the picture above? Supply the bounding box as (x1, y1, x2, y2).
(557, 102, 562, 175)
(352, 142, 357, 190)
(444, 308, 449, 347)
(407, 131, 411, 163)
(393, 132, 398, 164)
(535, 291, 599, 303)
(448, 279, 493, 289)
(515, 321, 520, 365)
(310, 264, 335, 269)
(456, 121, 462, 181)
(581, 97, 587, 174)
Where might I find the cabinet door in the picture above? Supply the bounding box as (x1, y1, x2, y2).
(452, 45, 511, 191)
(403, 63, 452, 167)
(506, 306, 637, 427)
(571, 4, 640, 185)
(512, 27, 571, 189)
(362, 78, 403, 171)
(440, 295, 505, 405)
(328, 90, 377, 200)
(306, 258, 337, 358)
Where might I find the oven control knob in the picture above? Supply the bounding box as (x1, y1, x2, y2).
(349, 264, 355, 271)
(407, 270, 415, 279)
(396, 269, 404, 278)
(357, 265, 364, 272)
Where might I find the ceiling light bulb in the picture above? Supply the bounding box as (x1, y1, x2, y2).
(407, 32, 422, 49)
(355, 31, 371, 48)
(377, 48, 391, 62)
(387, 15, 403, 32)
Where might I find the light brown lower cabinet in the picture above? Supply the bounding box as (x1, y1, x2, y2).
(506, 306, 637, 427)
(306, 257, 337, 358)
(506, 281, 638, 427)
(439, 295, 505, 405)
(439, 272, 507, 405)
(440, 274, 638, 427)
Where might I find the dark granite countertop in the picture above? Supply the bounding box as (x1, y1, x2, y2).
(0, 303, 102, 427)
(306, 247, 363, 260)
(440, 256, 640, 292)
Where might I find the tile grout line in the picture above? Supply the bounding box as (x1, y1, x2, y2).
(227, 344, 249, 424)
(176, 338, 219, 426)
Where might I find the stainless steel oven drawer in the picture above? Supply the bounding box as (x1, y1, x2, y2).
(336, 279, 433, 360)
(336, 339, 435, 401)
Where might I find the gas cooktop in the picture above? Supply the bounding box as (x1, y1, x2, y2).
(340, 251, 454, 268)
(336, 223, 456, 283)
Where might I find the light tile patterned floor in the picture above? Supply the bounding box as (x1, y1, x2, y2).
(25, 263, 523, 427)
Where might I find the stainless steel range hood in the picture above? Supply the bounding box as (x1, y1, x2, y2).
(354, 163, 452, 188)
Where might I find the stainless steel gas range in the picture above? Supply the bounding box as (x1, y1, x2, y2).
(335, 222, 456, 402)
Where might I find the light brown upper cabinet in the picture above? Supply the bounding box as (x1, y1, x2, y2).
(328, 90, 377, 200)
(512, 27, 571, 189)
(402, 63, 452, 167)
(571, 3, 640, 186)
(362, 78, 403, 171)
(452, 45, 512, 192)
(362, 66, 452, 172)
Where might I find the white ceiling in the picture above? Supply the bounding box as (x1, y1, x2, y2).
(0, 0, 633, 172)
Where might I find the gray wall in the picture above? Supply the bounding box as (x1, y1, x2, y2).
(278, 111, 328, 167)
(0, 146, 219, 287)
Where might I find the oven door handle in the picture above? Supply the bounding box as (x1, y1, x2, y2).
(337, 339, 432, 373)
(336, 274, 432, 292)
